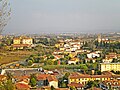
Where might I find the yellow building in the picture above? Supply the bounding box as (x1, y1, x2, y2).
(13, 38, 21, 44)
(68, 58, 79, 65)
(22, 38, 33, 45)
(68, 72, 111, 85)
(12, 36, 33, 50)
(55, 43, 60, 48)
(13, 37, 33, 45)
(100, 63, 120, 72)
(59, 47, 65, 51)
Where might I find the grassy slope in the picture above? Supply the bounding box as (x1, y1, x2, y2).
(0, 50, 33, 64)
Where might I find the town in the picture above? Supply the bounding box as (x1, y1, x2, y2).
(0, 0, 120, 90)
(0, 32, 120, 90)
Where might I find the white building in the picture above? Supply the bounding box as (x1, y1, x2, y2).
(87, 53, 100, 59)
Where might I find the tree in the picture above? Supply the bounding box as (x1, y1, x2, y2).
(86, 80, 99, 89)
(61, 82, 67, 88)
(50, 55, 54, 59)
(2, 79, 15, 90)
(54, 60, 58, 65)
(70, 86, 76, 90)
(63, 72, 70, 80)
(0, 0, 11, 34)
(0, 72, 15, 90)
(28, 60, 33, 66)
(45, 59, 54, 65)
(29, 74, 37, 87)
(112, 58, 118, 63)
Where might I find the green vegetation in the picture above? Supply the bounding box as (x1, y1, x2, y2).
(42, 64, 89, 70)
(0, 72, 15, 90)
(59, 72, 70, 88)
(29, 74, 37, 87)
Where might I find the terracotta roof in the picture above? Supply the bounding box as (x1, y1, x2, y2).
(37, 74, 49, 81)
(112, 75, 120, 79)
(69, 73, 111, 79)
(91, 75, 111, 78)
(15, 83, 30, 90)
(0, 75, 6, 81)
(14, 75, 30, 82)
(47, 75, 58, 82)
(54, 55, 64, 59)
(12, 44, 32, 47)
(103, 80, 120, 87)
(69, 58, 78, 61)
(102, 71, 113, 75)
(68, 82, 83, 88)
(56, 88, 70, 90)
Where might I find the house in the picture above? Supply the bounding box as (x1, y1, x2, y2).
(64, 44, 70, 48)
(15, 82, 30, 90)
(69, 52, 77, 58)
(76, 49, 91, 54)
(13, 75, 30, 84)
(13, 37, 21, 44)
(37, 74, 58, 88)
(117, 54, 120, 59)
(87, 52, 100, 59)
(12, 36, 33, 50)
(102, 58, 113, 63)
(65, 48, 71, 52)
(71, 47, 78, 52)
(53, 55, 64, 60)
(0, 75, 7, 82)
(47, 75, 58, 88)
(85, 58, 96, 63)
(59, 47, 65, 51)
(68, 72, 111, 86)
(68, 58, 79, 65)
(37, 74, 49, 87)
(65, 39, 73, 42)
(22, 37, 33, 45)
(53, 50, 64, 55)
(55, 88, 70, 90)
(99, 63, 120, 72)
(105, 53, 117, 60)
(102, 80, 120, 90)
(68, 82, 83, 90)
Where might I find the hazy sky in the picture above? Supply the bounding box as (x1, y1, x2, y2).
(4, 0, 120, 34)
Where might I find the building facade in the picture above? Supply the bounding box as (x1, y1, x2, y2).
(100, 63, 120, 72)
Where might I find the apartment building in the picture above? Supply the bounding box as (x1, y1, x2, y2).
(100, 63, 120, 72)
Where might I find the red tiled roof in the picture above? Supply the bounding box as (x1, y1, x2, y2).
(102, 71, 113, 75)
(0, 75, 6, 81)
(47, 75, 58, 82)
(68, 82, 83, 88)
(69, 73, 111, 79)
(37, 74, 49, 81)
(103, 80, 120, 87)
(16, 83, 30, 89)
(56, 88, 70, 90)
(12, 44, 30, 47)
